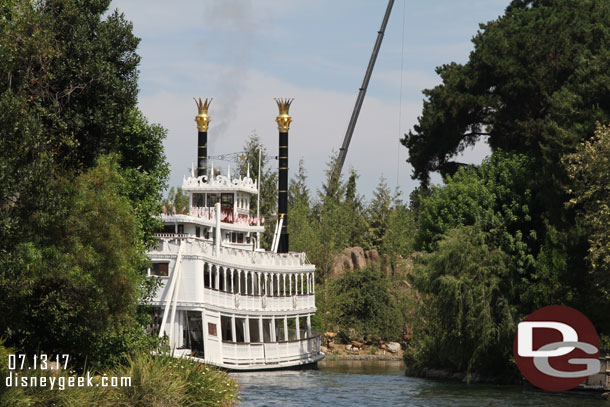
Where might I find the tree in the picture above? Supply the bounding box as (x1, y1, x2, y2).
(323, 266, 405, 341)
(288, 159, 317, 256)
(563, 124, 610, 331)
(162, 186, 189, 214)
(403, 0, 610, 190)
(119, 108, 169, 243)
(0, 0, 141, 171)
(289, 158, 309, 208)
(0, 158, 155, 369)
(406, 226, 518, 377)
(413, 152, 560, 312)
(381, 205, 414, 267)
(0, 0, 168, 368)
(564, 124, 610, 278)
(402, 0, 610, 346)
(365, 176, 393, 250)
(239, 132, 277, 249)
(308, 156, 369, 277)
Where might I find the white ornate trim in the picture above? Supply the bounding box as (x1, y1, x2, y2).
(183, 173, 257, 193)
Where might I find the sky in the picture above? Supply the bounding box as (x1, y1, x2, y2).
(108, 0, 509, 201)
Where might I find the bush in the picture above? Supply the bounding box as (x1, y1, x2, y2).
(321, 266, 406, 342)
(0, 344, 239, 407)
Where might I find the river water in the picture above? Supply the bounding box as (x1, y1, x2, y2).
(233, 360, 607, 407)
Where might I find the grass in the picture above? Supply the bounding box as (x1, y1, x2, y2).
(0, 342, 239, 407)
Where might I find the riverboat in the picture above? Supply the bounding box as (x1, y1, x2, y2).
(145, 97, 324, 370)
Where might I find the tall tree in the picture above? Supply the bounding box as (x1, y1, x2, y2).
(403, 0, 610, 190)
(288, 158, 310, 208)
(0, 0, 168, 367)
(0, 157, 155, 369)
(288, 159, 317, 257)
(162, 186, 190, 215)
(366, 176, 392, 250)
(564, 124, 610, 332)
(407, 226, 517, 377)
(239, 132, 277, 249)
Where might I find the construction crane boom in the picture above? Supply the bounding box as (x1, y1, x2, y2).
(333, 0, 394, 182)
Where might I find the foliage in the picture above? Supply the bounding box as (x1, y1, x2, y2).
(563, 123, 610, 329)
(564, 123, 610, 278)
(403, 152, 574, 376)
(403, 0, 610, 188)
(0, 0, 168, 370)
(380, 205, 414, 267)
(288, 159, 318, 257)
(118, 108, 169, 245)
(365, 176, 393, 250)
(400, 0, 610, 376)
(0, 343, 239, 407)
(0, 0, 141, 170)
(162, 186, 190, 215)
(306, 156, 370, 278)
(321, 266, 406, 342)
(239, 132, 277, 249)
(0, 157, 156, 370)
(414, 152, 536, 254)
(405, 226, 518, 377)
(104, 353, 239, 407)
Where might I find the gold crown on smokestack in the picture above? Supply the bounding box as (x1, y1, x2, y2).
(194, 97, 212, 132)
(274, 98, 293, 132)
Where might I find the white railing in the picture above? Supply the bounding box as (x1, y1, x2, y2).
(221, 335, 321, 367)
(203, 288, 315, 312)
(187, 206, 261, 226)
(150, 237, 313, 269)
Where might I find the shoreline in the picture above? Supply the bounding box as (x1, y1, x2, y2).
(321, 354, 403, 362)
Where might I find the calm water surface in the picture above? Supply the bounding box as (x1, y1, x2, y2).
(233, 360, 607, 407)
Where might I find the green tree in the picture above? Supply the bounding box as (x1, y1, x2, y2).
(406, 226, 518, 377)
(0, 0, 168, 368)
(309, 156, 368, 277)
(162, 186, 190, 215)
(289, 158, 309, 207)
(400, 0, 610, 367)
(343, 169, 368, 249)
(365, 176, 393, 250)
(563, 124, 610, 331)
(381, 205, 414, 267)
(288, 159, 317, 257)
(323, 266, 405, 341)
(0, 157, 155, 369)
(414, 152, 555, 311)
(239, 132, 277, 249)
(403, 0, 610, 190)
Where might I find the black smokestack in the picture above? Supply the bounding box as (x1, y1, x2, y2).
(194, 97, 212, 177)
(275, 98, 293, 253)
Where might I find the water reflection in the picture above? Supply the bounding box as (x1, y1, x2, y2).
(233, 360, 606, 407)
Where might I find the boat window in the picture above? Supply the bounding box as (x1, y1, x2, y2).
(207, 194, 219, 207)
(221, 193, 234, 210)
(208, 323, 217, 337)
(162, 225, 175, 234)
(237, 233, 243, 243)
(177, 224, 184, 234)
(192, 193, 204, 207)
(204, 265, 210, 288)
(152, 262, 169, 277)
(195, 227, 200, 237)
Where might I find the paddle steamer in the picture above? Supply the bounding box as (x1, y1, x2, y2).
(146, 98, 323, 370)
